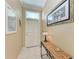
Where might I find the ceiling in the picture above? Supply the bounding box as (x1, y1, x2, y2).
(20, 0, 47, 11)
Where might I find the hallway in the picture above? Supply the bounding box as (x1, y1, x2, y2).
(17, 47, 49, 59)
(5, 0, 74, 59)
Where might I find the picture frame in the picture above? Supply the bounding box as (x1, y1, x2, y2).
(47, 0, 70, 26)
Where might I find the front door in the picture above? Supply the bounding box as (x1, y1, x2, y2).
(25, 19, 40, 47)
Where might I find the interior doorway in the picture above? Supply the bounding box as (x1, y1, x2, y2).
(25, 11, 41, 47)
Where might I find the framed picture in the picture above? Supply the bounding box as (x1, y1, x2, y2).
(47, 0, 70, 26)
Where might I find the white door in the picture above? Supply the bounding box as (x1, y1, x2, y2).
(25, 19, 40, 47)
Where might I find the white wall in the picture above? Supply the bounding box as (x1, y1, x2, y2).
(5, 0, 25, 59)
(42, 0, 74, 57)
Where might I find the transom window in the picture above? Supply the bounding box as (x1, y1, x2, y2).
(26, 11, 40, 20)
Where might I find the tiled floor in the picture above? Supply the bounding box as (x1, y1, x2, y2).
(17, 46, 49, 59)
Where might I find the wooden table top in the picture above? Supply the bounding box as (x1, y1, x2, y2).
(42, 40, 72, 59)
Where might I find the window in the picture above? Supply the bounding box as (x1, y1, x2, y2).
(6, 3, 17, 34)
(26, 11, 40, 20)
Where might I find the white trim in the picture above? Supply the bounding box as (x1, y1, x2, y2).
(5, 2, 17, 34)
(6, 31, 16, 35)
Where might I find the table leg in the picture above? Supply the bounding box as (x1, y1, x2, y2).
(41, 42, 42, 58)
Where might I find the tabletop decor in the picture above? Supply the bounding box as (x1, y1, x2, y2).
(42, 32, 48, 42)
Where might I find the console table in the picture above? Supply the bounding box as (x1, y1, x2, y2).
(41, 40, 72, 59)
